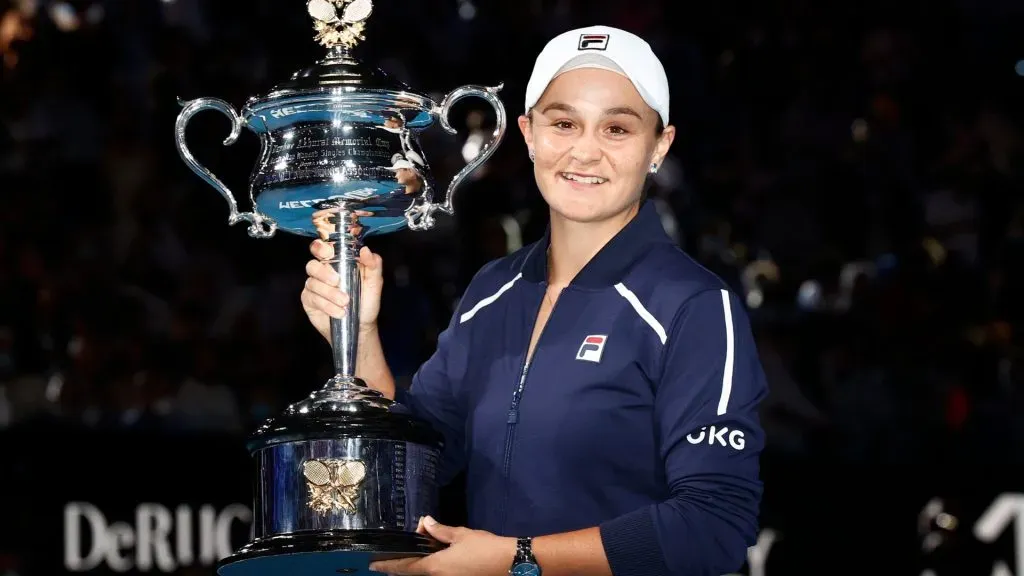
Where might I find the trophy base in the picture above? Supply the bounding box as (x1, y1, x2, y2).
(216, 529, 444, 576)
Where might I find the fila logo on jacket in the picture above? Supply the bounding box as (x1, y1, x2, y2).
(575, 335, 608, 363)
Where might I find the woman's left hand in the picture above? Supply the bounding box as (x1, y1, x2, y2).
(369, 516, 516, 576)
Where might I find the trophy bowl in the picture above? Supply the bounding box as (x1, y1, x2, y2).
(173, 1, 506, 574)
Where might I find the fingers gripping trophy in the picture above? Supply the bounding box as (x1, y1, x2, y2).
(173, 1, 507, 574)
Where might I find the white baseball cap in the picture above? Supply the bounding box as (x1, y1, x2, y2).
(384, 151, 424, 171)
(524, 25, 670, 126)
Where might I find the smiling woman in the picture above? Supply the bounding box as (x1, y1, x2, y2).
(302, 24, 768, 576)
(520, 35, 673, 233)
(521, 67, 671, 224)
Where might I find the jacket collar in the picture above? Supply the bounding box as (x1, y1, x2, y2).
(520, 200, 675, 288)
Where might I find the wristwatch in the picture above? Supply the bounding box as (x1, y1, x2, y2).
(509, 536, 541, 576)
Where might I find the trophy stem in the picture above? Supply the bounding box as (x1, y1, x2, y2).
(327, 208, 362, 387)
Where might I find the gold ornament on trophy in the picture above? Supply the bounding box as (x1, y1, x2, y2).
(307, 0, 373, 48)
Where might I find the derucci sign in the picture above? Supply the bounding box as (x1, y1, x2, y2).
(63, 502, 252, 572)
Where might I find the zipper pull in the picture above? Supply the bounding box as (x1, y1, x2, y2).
(507, 410, 518, 424)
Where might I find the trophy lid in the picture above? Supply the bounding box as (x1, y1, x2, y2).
(247, 387, 445, 452)
(267, 46, 414, 95)
(243, 0, 435, 117)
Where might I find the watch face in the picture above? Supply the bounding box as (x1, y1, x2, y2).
(511, 563, 540, 576)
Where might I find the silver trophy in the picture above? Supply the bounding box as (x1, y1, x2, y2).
(173, 1, 506, 573)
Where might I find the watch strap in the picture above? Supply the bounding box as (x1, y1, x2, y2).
(507, 532, 540, 569)
(513, 536, 538, 564)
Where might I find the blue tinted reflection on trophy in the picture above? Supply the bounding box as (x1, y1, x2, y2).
(172, 0, 506, 573)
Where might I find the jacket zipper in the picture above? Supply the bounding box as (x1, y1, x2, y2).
(498, 288, 554, 530)
(502, 360, 531, 478)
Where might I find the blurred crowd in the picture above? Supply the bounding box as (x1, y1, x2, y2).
(1, 0, 1024, 562)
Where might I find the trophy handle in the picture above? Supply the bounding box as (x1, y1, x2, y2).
(409, 84, 507, 230)
(174, 97, 277, 238)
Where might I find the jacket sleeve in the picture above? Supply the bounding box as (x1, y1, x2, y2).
(599, 288, 767, 576)
(393, 301, 470, 486)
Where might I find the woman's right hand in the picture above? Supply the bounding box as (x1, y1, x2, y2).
(301, 240, 384, 343)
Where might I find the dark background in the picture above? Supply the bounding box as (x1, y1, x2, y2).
(2, 0, 1024, 574)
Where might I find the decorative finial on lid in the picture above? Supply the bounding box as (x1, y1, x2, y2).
(307, 0, 373, 49)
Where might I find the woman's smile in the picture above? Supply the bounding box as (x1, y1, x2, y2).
(559, 171, 609, 187)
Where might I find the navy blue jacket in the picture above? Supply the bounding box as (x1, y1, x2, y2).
(395, 201, 767, 576)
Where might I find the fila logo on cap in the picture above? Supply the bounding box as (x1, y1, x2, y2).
(578, 34, 609, 51)
(576, 335, 608, 363)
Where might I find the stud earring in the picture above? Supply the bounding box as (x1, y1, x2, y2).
(529, 150, 535, 162)
(649, 162, 659, 174)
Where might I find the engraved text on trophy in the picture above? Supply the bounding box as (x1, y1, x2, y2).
(303, 459, 368, 515)
(258, 125, 402, 188)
